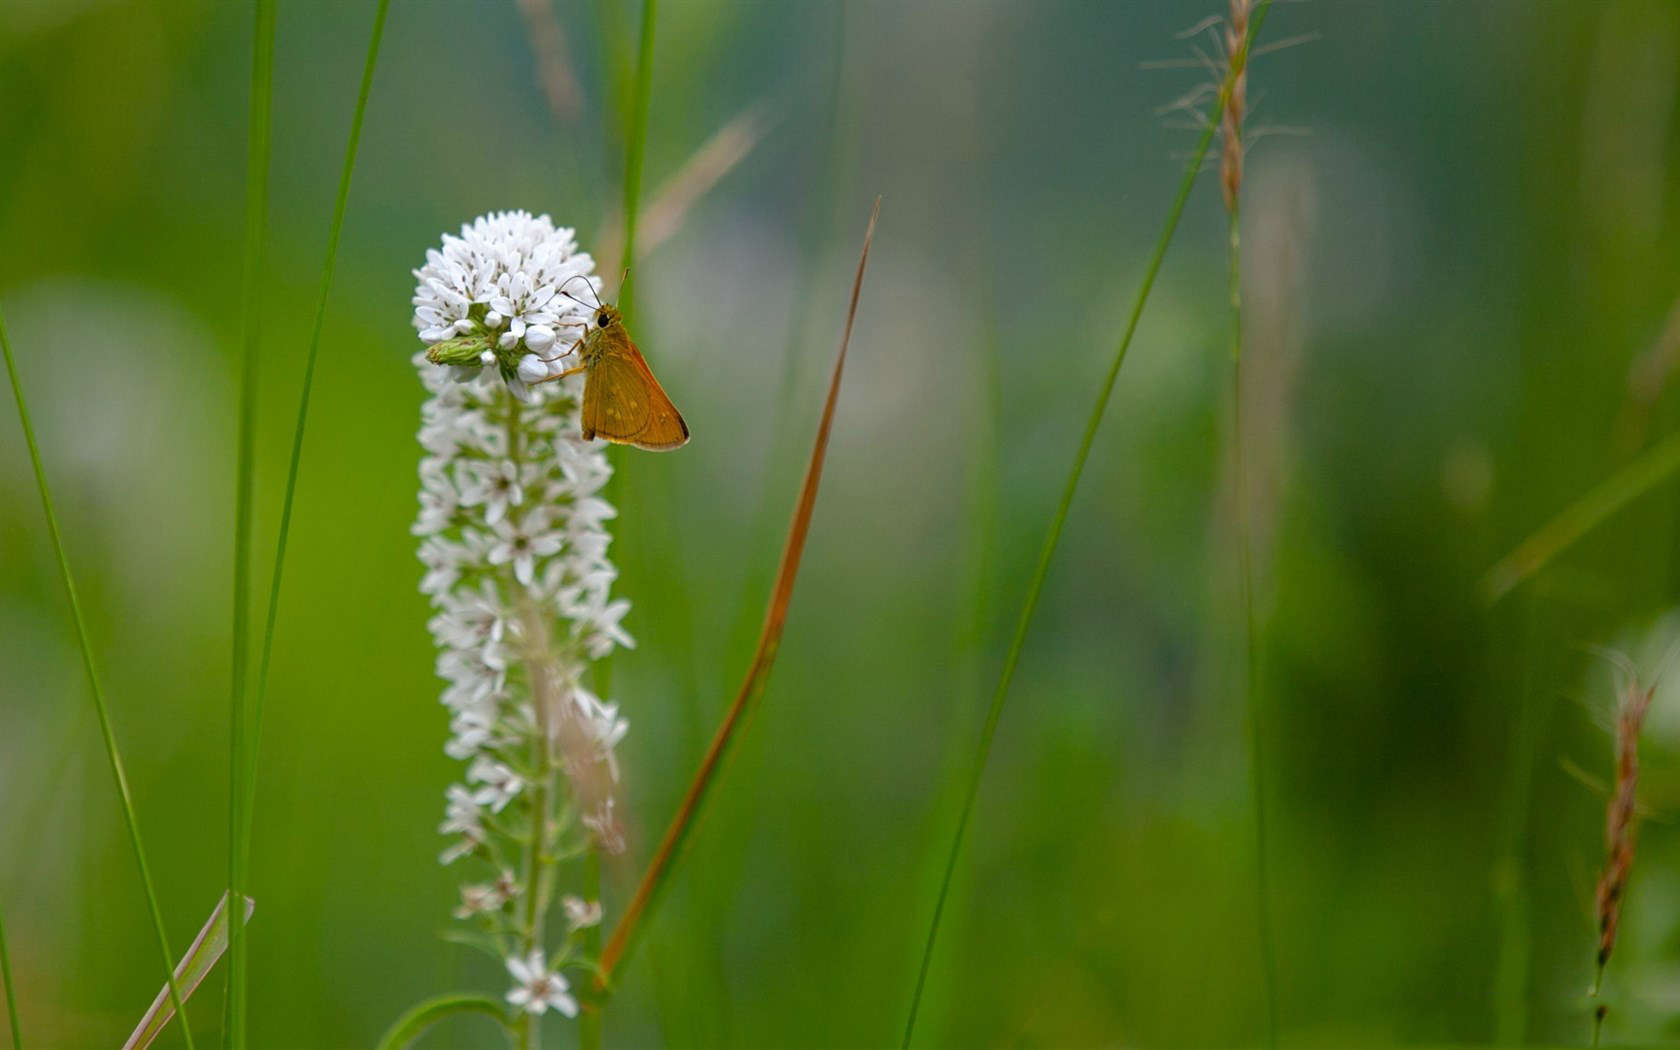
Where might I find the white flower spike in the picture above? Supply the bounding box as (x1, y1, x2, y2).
(412, 211, 633, 1025)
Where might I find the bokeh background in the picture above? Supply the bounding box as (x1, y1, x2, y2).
(4, 0, 1680, 1046)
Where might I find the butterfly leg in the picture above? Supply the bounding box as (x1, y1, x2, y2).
(536, 325, 588, 363)
(532, 362, 588, 385)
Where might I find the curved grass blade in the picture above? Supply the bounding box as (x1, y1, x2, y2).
(1, 310, 195, 1047)
(123, 893, 255, 1050)
(0, 898, 19, 1049)
(596, 197, 881, 986)
(899, 5, 1274, 1043)
(373, 994, 508, 1050)
(226, 2, 275, 1044)
(1481, 429, 1680, 604)
(243, 0, 391, 899)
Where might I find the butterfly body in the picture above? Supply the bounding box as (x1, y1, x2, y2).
(560, 304, 689, 451)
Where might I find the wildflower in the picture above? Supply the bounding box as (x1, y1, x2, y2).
(454, 880, 509, 920)
(467, 756, 525, 813)
(505, 950, 578, 1017)
(438, 785, 486, 865)
(562, 895, 602, 931)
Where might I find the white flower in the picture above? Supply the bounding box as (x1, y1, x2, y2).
(444, 709, 495, 760)
(487, 510, 564, 587)
(562, 895, 602, 930)
(454, 880, 509, 919)
(467, 756, 525, 812)
(570, 688, 629, 780)
(582, 798, 625, 856)
(438, 785, 486, 864)
(505, 951, 578, 1017)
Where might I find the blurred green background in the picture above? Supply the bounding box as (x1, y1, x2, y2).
(5, 0, 1680, 1046)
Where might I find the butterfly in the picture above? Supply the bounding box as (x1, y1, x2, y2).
(540, 283, 689, 451)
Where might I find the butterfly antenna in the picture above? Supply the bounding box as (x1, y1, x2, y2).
(558, 273, 604, 308)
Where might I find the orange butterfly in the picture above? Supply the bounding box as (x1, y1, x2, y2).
(541, 288, 689, 451)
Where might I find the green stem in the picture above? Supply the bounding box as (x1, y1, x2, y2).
(226, 1, 275, 1046)
(0, 897, 20, 1049)
(505, 397, 557, 1050)
(241, 0, 390, 897)
(0, 312, 195, 1047)
(898, 4, 1273, 1044)
(1230, 199, 1278, 1047)
(578, 850, 603, 1050)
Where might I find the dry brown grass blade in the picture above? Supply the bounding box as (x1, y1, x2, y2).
(514, 0, 582, 121)
(596, 105, 772, 277)
(597, 196, 881, 986)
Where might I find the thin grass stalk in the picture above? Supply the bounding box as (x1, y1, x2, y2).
(0, 308, 195, 1046)
(226, 1, 276, 1045)
(596, 198, 880, 987)
(584, 5, 655, 1043)
(242, 0, 391, 878)
(1222, 1, 1278, 1042)
(615, 0, 657, 325)
(0, 898, 19, 1049)
(899, 5, 1273, 1043)
(594, 0, 658, 693)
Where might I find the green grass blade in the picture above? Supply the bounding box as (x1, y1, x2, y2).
(899, 4, 1274, 1044)
(0, 897, 20, 1049)
(227, 1, 276, 1046)
(243, 0, 390, 892)
(1481, 428, 1680, 604)
(615, 0, 657, 323)
(123, 894, 255, 1050)
(0, 312, 196, 1048)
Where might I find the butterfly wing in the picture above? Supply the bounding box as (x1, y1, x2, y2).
(582, 339, 690, 451)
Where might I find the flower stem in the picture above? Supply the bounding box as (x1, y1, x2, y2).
(507, 395, 556, 1050)
(578, 850, 603, 1048)
(0, 311, 194, 1048)
(898, 5, 1273, 1043)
